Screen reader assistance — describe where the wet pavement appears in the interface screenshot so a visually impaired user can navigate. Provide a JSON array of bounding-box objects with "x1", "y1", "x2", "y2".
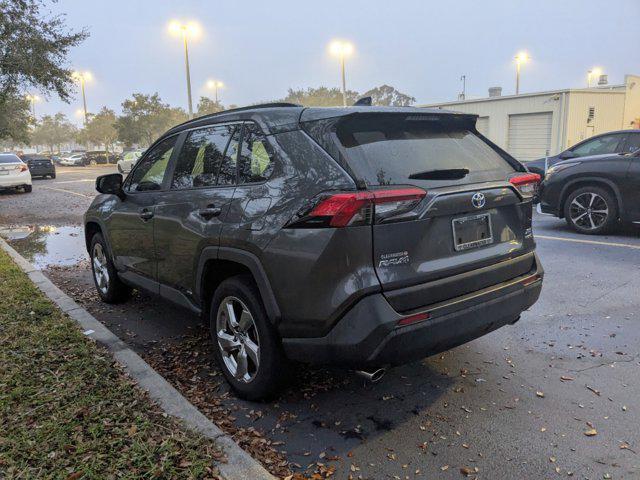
[{"x1": 1, "y1": 166, "x2": 639, "y2": 479}]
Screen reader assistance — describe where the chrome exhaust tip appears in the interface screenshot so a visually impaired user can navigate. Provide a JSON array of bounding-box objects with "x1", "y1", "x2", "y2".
[{"x1": 355, "y1": 368, "x2": 386, "y2": 383}]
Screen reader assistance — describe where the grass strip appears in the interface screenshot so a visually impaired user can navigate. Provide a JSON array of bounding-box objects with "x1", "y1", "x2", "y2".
[{"x1": 0, "y1": 248, "x2": 224, "y2": 479}]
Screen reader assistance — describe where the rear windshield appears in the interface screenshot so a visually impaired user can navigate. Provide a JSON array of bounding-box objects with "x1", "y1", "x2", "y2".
[
  {"x1": 0, "y1": 154, "x2": 22, "y2": 164},
  {"x1": 304, "y1": 114, "x2": 517, "y2": 188}
]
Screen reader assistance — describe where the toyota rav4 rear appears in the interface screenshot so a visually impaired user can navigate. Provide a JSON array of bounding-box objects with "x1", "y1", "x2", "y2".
[
  {"x1": 85, "y1": 104, "x2": 543, "y2": 400},
  {"x1": 277, "y1": 109, "x2": 543, "y2": 370}
]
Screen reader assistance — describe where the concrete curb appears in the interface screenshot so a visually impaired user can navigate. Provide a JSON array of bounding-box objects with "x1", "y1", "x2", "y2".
[{"x1": 0, "y1": 237, "x2": 275, "y2": 480}]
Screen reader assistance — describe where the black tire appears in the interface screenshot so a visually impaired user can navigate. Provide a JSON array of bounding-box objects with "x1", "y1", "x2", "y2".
[
  {"x1": 23, "y1": 185, "x2": 32, "y2": 193},
  {"x1": 89, "y1": 233, "x2": 131, "y2": 303},
  {"x1": 50, "y1": 173, "x2": 56, "y2": 179},
  {"x1": 117, "y1": 165, "x2": 123, "y2": 174},
  {"x1": 209, "y1": 275, "x2": 287, "y2": 401},
  {"x1": 564, "y1": 186, "x2": 618, "y2": 235}
]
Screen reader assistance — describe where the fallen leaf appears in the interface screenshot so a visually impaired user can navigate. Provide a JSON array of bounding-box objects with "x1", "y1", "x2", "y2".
[
  {"x1": 560, "y1": 375, "x2": 574, "y2": 381},
  {"x1": 536, "y1": 391, "x2": 545, "y2": 398},
  {"x1": 460, "y1": 466, "x2": 478, "y2": 476},
  {"x1": 586, "y1": 385, "x2": 601, "y2": 396},
  {"x1": 584, "y1": 428, "x2": 598, "y2": 437}
]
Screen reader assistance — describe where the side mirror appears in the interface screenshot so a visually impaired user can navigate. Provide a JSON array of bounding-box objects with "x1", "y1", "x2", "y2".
[
  {"x1": 96, "y1": 173, "x2": 124, "y2": 199},
  {"x1": 559, "y1": 150, "x2": 577, "y2": 160}
]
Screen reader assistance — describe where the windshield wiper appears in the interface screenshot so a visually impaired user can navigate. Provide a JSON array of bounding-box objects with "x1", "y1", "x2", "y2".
[{"x1": 408, "y1": 168, "x2": 470, "y2": 180}]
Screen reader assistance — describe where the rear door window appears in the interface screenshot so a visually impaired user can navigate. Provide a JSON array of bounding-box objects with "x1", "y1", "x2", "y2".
[
  {"x1": 238, "y1": 123, "x2": 275, "y2": 184},
  {"x1": 320, "y1": 115, "x2": 516, "y2": 187},
  {"x1": 171, "y1": 124, "x2": 237, "y2": 189}
]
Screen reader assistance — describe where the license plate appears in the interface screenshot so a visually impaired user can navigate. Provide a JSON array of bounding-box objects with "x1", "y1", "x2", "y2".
[
  {"x1": 452, "y1": 213, "x2": 493, "y2": 251},
  {"x1": 0, "y1": 170, "x2": 9, "y2": 175}
]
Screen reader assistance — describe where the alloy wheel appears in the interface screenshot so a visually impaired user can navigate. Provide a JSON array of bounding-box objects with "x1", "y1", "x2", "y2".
[
  {"x1": 569, "y1": 192, "x2": 609, "y2": 231},
  {"x1": 92, "y1": 243, "x2": 110, "y2": 294},
  {"x1": 216, "y1": 296, "x2": 260, "y2": 383}
]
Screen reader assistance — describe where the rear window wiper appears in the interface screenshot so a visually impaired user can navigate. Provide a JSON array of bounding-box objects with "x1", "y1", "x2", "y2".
[{"x1": 408, "y1": 168, "x2": 469, "y2": 180}]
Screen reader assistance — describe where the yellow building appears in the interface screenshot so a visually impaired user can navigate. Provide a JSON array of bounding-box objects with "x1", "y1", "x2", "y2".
[{"x1": 422, "y1": 74, "x2": 640, "y2": 162}]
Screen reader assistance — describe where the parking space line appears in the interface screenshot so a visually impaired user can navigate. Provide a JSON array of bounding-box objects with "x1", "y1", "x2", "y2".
[
  {"x1": 54, "y1": 179, "x2": 95, "y2": 184},
  {"x1": 536, "y1": 234, "x2": 640, "y2": 250},
  {"x1": 40, "y1": 186, "x2": 93, "y2": 199}
]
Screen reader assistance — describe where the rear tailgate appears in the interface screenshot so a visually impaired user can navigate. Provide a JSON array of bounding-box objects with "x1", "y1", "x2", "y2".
[
  {"x1": 374, "y1": 184, "x2": 535, "y2": 312},
  {"x1": 302, "y1": 110, "x2": 537, "y2": 313}
]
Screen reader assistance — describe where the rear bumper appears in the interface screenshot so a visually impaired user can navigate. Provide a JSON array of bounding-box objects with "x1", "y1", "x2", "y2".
[
  {"x1": 29, "y1": 166, "x2": 55, "y2": 176},
  {"x1": 0, "y1": 172, "x2": 31, "y2": 187},
  {"x1": 282, "y1": 254, "x2": 543, "y2": 367}
]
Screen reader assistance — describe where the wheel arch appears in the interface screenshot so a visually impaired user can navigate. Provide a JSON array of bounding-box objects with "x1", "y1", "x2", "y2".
[
  {"x1": 196, "y1": 247, "x2": 281, "y2": 324},
  {"x1": 558, "y1": 177, "x2": 623, "y2": 219},
  {"x1": 84, "y1": 220, "x2": 103, "y2": 252},
  {"x1": 84, "y1": 219, "x2": 118, "y2": 259}
]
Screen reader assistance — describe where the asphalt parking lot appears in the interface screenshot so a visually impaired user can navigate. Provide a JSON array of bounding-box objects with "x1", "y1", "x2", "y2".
[{"x1": 1, "y1": 166, "x2": 639, "y2": 479}]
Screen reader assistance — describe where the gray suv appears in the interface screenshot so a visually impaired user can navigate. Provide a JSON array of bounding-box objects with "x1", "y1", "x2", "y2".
[{"x1": 85, "y1": 104, "x2": 543, "y2": 400}]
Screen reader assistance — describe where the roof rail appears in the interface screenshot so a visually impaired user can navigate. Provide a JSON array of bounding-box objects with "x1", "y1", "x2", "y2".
[{"x1": 180, "y1": 102, "x2": 302, "y2": 126}]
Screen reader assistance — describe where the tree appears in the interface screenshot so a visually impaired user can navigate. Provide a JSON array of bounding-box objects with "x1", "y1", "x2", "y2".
[
  {"x1": 114, "y1": 93, "x2": 188, "y2": 147},
  {"x1": 196, "y1": 96, "x2": 224, "y2": 116},
  {"x1": 31, "y1": 113, "x2": 77, "y2": 152},
  {"x1": 0, "y1": 94, "x2": 32, "y2": 144},
  {"x1": 0, "y1": 0, "x2": 88, "y2": 142},
  {"x1": 361, "y1": 85, "x2": 416, "y2": 106},
  {"x1": 282, "y1": 87, "x2": 359, "y2": 107},
  {"x1": 77, "y1": 107, "x2": 118, "y2": 151}
]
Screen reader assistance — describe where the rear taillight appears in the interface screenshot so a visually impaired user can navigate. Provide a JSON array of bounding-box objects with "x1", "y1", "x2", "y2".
[
  {"x1": 19, "y1": 164, "x2": 28, "y2": 172},
  {"x1": 288, "y1": 187, "x2": 426, "y2": 228},
  {"x1": 509, "y1": 173, "x2": 540, "y2": 198}
]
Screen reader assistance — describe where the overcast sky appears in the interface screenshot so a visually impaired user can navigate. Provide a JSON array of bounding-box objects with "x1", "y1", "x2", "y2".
[{"x1": 38, "y1": 0, "x2": 639, "y2": 124}]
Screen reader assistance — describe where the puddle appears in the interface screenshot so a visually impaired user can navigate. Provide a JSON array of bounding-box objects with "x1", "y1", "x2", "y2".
[{"x1": 0, "y1": 225, "x2": 87, "y2": 269}]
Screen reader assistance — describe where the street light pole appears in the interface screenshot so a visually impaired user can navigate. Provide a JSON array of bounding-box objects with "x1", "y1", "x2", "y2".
[
  {"x1": 329, "y1": 40, "x2": 354, "y2": 107},
  {"x1": 72, "y1": 71, "x2": 91, "y2": 125},
  {"x1": 80, "y1": 76, "x2": 88, "y2": 125},
  {"x1": 169, "y1": 21, "x2": 200, "y2": 119},
  {"x1": 514, "y1": 52, "x2": 529, "y2": 95},
  {"x1": 183, "y1": 29, "x2": 193, "y2": 119},
  {"x1": 340, "y1": 53, "x2": 347, "y2": 107},
  {"x1": 206, "y1": 80, "x2": 224, "y2": 105},
  {"x1": 26, "y1": 94, "x2": 39, "y2": 118}
]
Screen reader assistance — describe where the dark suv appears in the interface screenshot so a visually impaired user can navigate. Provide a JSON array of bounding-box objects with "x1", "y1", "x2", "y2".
[
  {"x1": 84, "y1": 104, "x2": 543, "y2": 399},
  {"x1": 525, "y1": 129, "x2": 640, "y2": 177}
]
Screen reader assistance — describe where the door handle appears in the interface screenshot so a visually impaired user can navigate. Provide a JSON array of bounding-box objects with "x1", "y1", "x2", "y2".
[
  {"x1": 198, "y1": 205, "x2": 222, "y2": 220},
  {"x1": 139, "y1": 209, "x2": 154, "y2": 221}
]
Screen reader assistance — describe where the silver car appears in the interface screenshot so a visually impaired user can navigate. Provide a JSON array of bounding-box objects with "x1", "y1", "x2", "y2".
[{"x1": 117, "y1": 150, "x2": 143, "y2": 174}]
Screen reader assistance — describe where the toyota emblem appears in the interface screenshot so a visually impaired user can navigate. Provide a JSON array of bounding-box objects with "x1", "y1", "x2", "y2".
[{"x1": 472, "y1": 192, "x2": 486, "y2": 209}]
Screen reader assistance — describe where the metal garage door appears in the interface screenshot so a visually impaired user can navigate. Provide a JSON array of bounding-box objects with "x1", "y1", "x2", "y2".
[
  {"x1": 476, "y1": 116, "x2": 489, "y2": 138},
  {"x1": 507, "y1": 112, "x2": 553, "y2": 161}
]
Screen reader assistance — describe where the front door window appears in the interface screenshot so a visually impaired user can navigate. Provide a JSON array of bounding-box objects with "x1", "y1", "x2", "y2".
[
  {"x1": 571, "y1": 134, "x2": 625, "y2": 157},
  {"x1": 126, "y1": 136, "x2": 177, "y2": 192}
]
